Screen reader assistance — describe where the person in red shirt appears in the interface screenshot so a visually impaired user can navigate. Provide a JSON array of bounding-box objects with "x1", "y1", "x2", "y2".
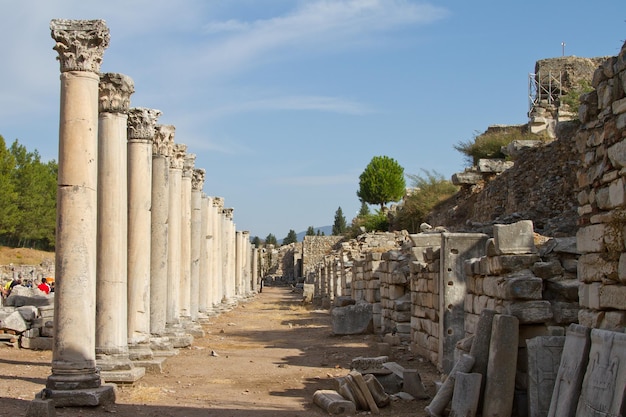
[{"x1": 37, "y1": 278, "x2": 51, "y2": 295}]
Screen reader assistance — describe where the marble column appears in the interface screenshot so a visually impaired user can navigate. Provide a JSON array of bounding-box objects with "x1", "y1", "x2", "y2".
[
  {"x1": 166, "y1": 144, "x2": 193, "y2": 348},
  {"x1": 251, "y1": 247, "x2": 259, "y2": 292},
  {"x1": 235, "y1": 231, "x2": 243, "y2": 297},
  {"x1": 223, "y1": 208, "x2": 236, "y2": 302},
  {"x1": 45, "y1": 18, "x2": 114, "y2": 407},
  {"x1": 179, "y1": 154, "x2": 195, "y2": 321},
  {"x1": 211, "y1": 197, "x2": 224, "y2": 308},
  {"x1": 242, "y1": 231, "x2": 251, "y2": 294},
  {"x1": 150, "y1": 125, "x2": 173, "y2": 336},
  {"x1": 95, "y1": 73, "x2": 144, "y2": 384},
  {"x1": 198, "y1": 195, "x2": 210, "y2": 316},
  {"x1": 190, "y1": 168, "x2": 205, "y2": 322},
  {"x1": 126, "y1": 107, "x2": 160, "y2": 363}
]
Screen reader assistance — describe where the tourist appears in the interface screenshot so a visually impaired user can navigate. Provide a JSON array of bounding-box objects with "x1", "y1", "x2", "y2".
[
  {"x1": 2, "y1": 278, "x2": 22, "y2": 299},
  {"x1": 37, "y1": 277, "x2": 51, "y2": 295}
]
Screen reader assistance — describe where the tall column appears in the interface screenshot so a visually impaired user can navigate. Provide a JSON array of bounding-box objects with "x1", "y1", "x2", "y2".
[
  {"x1": 166, "y1": 144, "x2": 193, "y2": 348},
  {"x1": 95, "y1": 73, "x2": 144, "y2": 384},
  {"x1": 150, "y1": 125, "x2": 173, "y2": 336},
  {"x1": 211, "y1": 197, "x2": 224, "y2": 308},
  {"x1": 179, "y1": 154, "x2": 195, "y2": 321},
  {"x1": 235, "y1": 231, "x2": 243, "y2": 297},
  {"x1": 46, "y1": 19, "x2": 114, "y2": 406},
  {"x1": 251, "y1": 246, "x2": 259, "y2": 292},
  {"x1": 223, "y1": 208, "x2": 235, "y2": 302},
  {"x1": 198, "y1": 195, "x2": 210, "y2": 316},
  {"x1": 167, "y1": 143, "x2": 186, "y2": 326},
  {"x1": 242, "y1": 231, "x2": 251, "y2": 294},
  {"x1": 190, "y1": 169, "x2": 205, "y2": 322},
  {"x1": 127, "y1": 107, "x2": 160, "y2": 361}
]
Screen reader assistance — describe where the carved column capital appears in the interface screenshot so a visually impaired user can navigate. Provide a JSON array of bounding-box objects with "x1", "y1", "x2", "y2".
[
  {"x1": 99, "y1": 73, "x2": 134, "y2": 114},
  {"x1": 192, "y1": 169, "x2": 206, "y2": 191},
  {"x1": 170, "y1": 144, "x2": 187, "y2": 170},
  {"x1": 153, "y1": 125, "x2": 175, "y2": 157},
  {"x1": 127, "y1": 107, "x2": 161, "y2": 142},
  {"x1": 182, "y1": 153, "x2": 196, "y2": 178},
  {"x1": 212, "y1": 197, "x2": 224, "y2": 209},
  {"x1": 223, "y1": 208, "x2": 234, "y2": 220},
  {"x1": 50, "y1": 19, "x2": 110, "y2": 73}
]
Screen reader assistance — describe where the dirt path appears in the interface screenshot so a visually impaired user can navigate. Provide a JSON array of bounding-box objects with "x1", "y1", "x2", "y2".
[{"x1": 1, "y1": 286, "x2": 439, "y2": 416}]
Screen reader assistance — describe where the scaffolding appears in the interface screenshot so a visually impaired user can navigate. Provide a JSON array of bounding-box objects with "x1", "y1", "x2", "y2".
[{"x1": 528, "y1": 71, "x2": 562, "y2": 114}]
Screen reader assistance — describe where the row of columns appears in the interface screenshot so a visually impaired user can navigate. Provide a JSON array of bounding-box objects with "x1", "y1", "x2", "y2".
[{"x1": 43, "y1": 19, "x2": 259, "y2": 407}]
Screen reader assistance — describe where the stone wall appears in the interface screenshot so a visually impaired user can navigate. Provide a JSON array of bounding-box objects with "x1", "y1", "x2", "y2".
[
  {"x1": 302, "y1": 236, "x2": 343, "y2": 277},
  {"x1": 575, "y1": 40, "x2": 626, "y2": 330}
]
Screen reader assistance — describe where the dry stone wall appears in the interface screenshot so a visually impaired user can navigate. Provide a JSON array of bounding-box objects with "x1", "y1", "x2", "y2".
[{"x1": 576, "y1": 40, "x2": 626, "y2": 330}]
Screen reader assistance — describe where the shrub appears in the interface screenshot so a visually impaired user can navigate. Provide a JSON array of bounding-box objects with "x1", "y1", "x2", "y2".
[{"x1": 454, "y1": 128, "x2": 548, "y2": 166}]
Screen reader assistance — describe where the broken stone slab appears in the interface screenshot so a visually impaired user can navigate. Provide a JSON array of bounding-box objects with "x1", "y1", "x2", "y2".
[
  {"x1": 17, "y1": 305, "x2": 39, "y2": 322},
  {"x1": 331, "y1": 302, "x2": 373, "y2": 335},
  {"x1": 403, "y1": 369, "x2": 429, "y2": 400},
  {"x1": 493, "y1": 220, "x2": 536, "y2": 255},
  {"x1": 575, "y1": 328, "x2": 626, "y2": 417},
  {"x1": 302, "y1": 284, "x2": 315, "y2": 303},
  {"x1": 469, "y1": 308, "x2": 495, "y2": 410},
  {"x1": 451, "y1": 170, "x2": 483, "y2": 185},
  {"x1": 5, "y1": 286, "x2": 53, "y2": 307},
  {"x1": 313, "y1": 390, "x2": 356, "y2": 415},
  {"x1": 477, "y1": 158, "x2": 515, "y2": 173},
  {"x1": 25, "y1": 398, "x2": 55, "y2": 417},
  {"x1": 504, "y1": 300, "x2": 553, "y2": 324},
  {"x1": 349, "y1": 371, "x2": 380, "y2": 414},
  {"x1": 363, "y1": 373, "x2": 390, "y2": 407},
  {"x1": 425, "y1": 353, "x2": 475, "y2": 417},
  {"x1": 0, "y1": 310, "x2": 28, "y2": 333},
  {"x1": 351, "y1": 356, "x2": 391, "y2": 375},
  {"x1": 449, "y1": 372, "x2": 482, "y2": 417},
  {"x1": 527, "y1": 336, "x2": 565, "y2": 417},
  {"x1": 483, "y1": 314, "x2": 519, "y2": 417}
]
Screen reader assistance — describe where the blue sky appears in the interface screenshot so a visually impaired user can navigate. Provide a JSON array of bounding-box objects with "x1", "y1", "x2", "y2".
[{"x1": 1, "y1": 1, "x2": 624, "y2": 241}]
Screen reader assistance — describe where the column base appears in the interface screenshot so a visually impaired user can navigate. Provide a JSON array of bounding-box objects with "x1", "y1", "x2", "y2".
[
  {"x1": 128, "y1": 343, "x2": 154, "y2": 361},
  {"x1": 164, "y1": 325, "x2": 194, "y2": 348},
  {"x1": 100, "y1": 367, "x2": 145, "y2": 384},
  {"x1": 150, "y1": 336, "x2": 178, "y2": 357},
  {"x1": 37, "y1": 384, "x2": 116, "y2": 408},
  {"x1": 132, "y1": 356, "x2": 168, "y2": 373}
]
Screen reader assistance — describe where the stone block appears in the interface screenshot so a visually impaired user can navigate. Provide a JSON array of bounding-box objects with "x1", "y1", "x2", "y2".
[
  {"x1": 551, "y1": 302, "x2": 580, "y2": 325},
  {"x1": 403, "y1": 369, "x2": 429, "y2": 399},
  {"x1": 527, "y1": 336, "x2": 565, "y2": 417},
  {"x1": 25, "y1": 398, "x2": 55, "y2": 417},
  {"x1": 576, "y1": 328, "x2": 626, "y2": 416},
  {"x1": 578, "y1": 282, "x2": 601, "y2": 310},
  {"x1": 578, "y1": 253, "x2": 618, "y2": 283},
  {"x1": 544, "y1": 279, "x2": 580, "y2": 301},
  {"x1": 483, "y1": 315, "x2": 519, "y2": 417},
  {"x1": 0, "y1": 310, "x2": 28, "y2": 332},
  {"x1": 20, "y1": 336, "x2": 53, "y2": 350},
  {"x1": 487, "y1": 254, "x2": 541, "y2": 275},
  {"x1": 600, "y1": 310, "x2": 626, "y2": 331},
  {"x1": 576, "y1": 223, "x2": 606, "y2": 253},
  {"x1": 504, "y1": 300, "x2": 553, "y2": 324},
  {"x1": 17, "y1": 305, "x2": 39, "y2": 322},
  {"x1": 493, "y1": 221, "x2": 536, "y2": 255},
  {"x1": 531, "y1": 260, "x2": 564, "y2": 279},
  {"x1": 331, "y1": 302, "x2": 373, "y2": 335},
  {"x1": 450, "y1": 372, "x2": 481, "y2": 417},
  {"x1": 599, "y1": 283, "x2": 626, "y2": 309}
]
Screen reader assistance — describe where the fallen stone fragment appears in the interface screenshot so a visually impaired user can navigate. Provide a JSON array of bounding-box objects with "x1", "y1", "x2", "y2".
[
  {"x1": 364, "y1": 373, "x2": 390, "y2": 407},
  {"x1": 313, "y1": 390, "x2": 356, "y2": 415},
  {"x1": 349, "y1": 370, "x2": 380, "y2": 414},
  {"x1": 425, "y1": 353, "x2": 475, "y2": 417}
]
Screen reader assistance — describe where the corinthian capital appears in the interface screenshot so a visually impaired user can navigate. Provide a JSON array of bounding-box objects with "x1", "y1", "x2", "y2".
[
  {"x1": 213, "y1": 197, "x2": 224, "y2": 209},
  {"x1": 50, "y1": 19, "x2": 110, "y2": 73},
  {"x1": 153, "y1": 125, "x2": 175, "y2": 157},
  {"x1": 223, "y1": 208, "x2": 234, "y2": 220},
  {"x1": 183, "y1": 153, "x2": 196, "y2": 178},
  {"x1": 170, "y1": 144, "x2": 187, "y2": 170},
  {"x1": 127, "y1": 107, "x2": 161, "y2": 141},
  {"x1": 99, "y1": 73, "x2": 134, "y2": 113},
  {"x1": 192, "y1": 168, "x2": 206, "y2": 191}
]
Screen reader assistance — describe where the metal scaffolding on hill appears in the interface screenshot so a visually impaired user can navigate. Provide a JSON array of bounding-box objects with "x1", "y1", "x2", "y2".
[{"x1": 528, "y1": 71, "x2": 562, "y2": 115}]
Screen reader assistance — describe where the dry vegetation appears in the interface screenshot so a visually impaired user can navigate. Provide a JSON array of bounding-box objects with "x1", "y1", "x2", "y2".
[{"x1": 0, "y1": 246, "x2": 54, "y2": 265}]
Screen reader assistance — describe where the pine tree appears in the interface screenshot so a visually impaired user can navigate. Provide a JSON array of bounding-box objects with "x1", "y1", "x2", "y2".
[
  {"x1": 357, "y1": 155, "x2": 406, "y2": 210},
  {"x1": 282, "y1": 229, "x2": 298, "y2": 245},
  {"x1": 306, "y1": 226, "x2": 315, "y2": 236},
  {"x1": 332, "y1": 206, "x2": 347, "y2": 235}
]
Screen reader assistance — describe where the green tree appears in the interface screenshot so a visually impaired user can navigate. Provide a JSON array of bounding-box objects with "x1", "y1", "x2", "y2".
[
  {"x1": 306, "y1": 226, "x2": 315, "y2": 236},
  {"x1": 357, "y1": 156, "x2": 406, "y2": 210},
  {"x1": 265, "y1": 233, "x2": 278, "y2": 246},
  {"x1": 332, "y1": 206, "x2": 347, "y2": 235},
  {"x1": 358, "y1": 201, "x2": 370, "y2": 217},
  {"x1": 9, "y1": 140, "x2": 57, "y2": 249},
  {"x1": 316, "y1": 229, "x2": 321, "y2": 236},
  {"x1": 251, "y1": 236, "x2": 261, "y2": 248},
  {"x1": 0, "y1": 136, "x2": 20, "y2": 241},
  {"x1": 282, "y1": 229, "x2": 298, "y2": 245},
  {"x1": 393, "y1": 170, "x2": 458, "y2": 233}
]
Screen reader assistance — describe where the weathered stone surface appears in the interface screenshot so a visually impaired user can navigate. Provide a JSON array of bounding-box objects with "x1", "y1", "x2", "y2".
[
  {"x1": 493, "y1": 221, "x2": 536, "y2": 255},
  {"x1": 0, "y1": 310, "x2": 28, "y2": 332},
  {"x1": 425, "y1": 354, "x2": 475, "y2": 417},
  {"x1": 331, "y1": 302, "x2": 373, "y2": 335},
  {"x1": 576, "y1": 328, "x2": 626, "y2": 417},
  {"x1": 482, "y1": 270, "x2": 543, "y2": 300},
  {"x1": 25, "y1": 398, "x2": 55, "y2": 417},
  {"x1": 449, "y1": 372, "x2": 482, "y2": 417},
  {"x1": 483, "y1": 315, "x2": 519, "y2": 417},
  {"x1": 547, "y1": 324, "x2": 591, "y2": 417},
  {"x1": 313, "y1": 390, "x2": 356, "y2": 415},
  {"x1": 527, "y1": 336, "x2": 565, "y2": 417},
  {"x1": 402, "y1": 369, "x2": 429, "y2": 400},
  {"x1": 477, "y1": 158, "x2": 514, "y2": 173},
  {"x1": 505, "y1": 300, "x2": 553, "y2": 323}
]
